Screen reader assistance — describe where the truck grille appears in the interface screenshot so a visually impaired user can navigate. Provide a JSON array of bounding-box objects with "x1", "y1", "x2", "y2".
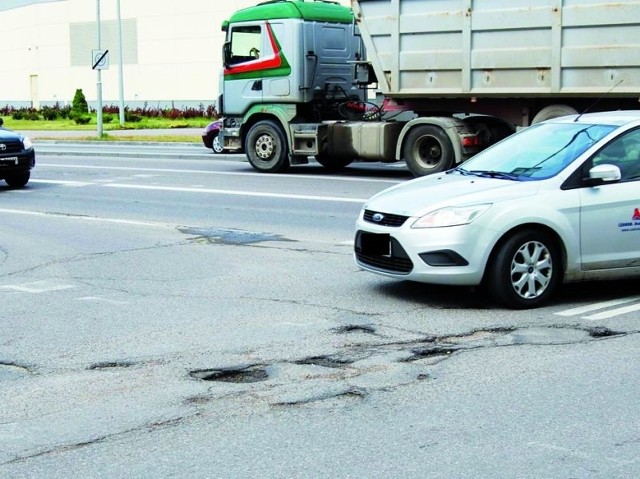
[{"x1": 363, "y1": 209, "x2": 409, "y2": 227}]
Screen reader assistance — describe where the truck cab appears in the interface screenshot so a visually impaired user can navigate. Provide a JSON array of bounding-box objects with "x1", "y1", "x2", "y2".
[{"x1": 219, "y1": 0, "x2": 366, "y2": 172}]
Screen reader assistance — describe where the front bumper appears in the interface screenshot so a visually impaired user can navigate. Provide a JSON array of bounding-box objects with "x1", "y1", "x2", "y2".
[
  {"x1": 354, "y1": 212, "x2": 494, "y2": 286},
  {"x1": 0, "y1": 148, "x2": 35, "y2": 179}
]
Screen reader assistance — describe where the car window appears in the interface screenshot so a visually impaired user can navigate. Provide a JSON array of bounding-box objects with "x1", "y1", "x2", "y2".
[
  {"x1": 460, "y1": 122, "x2": 616, "y2": 180},
  {"x1": 591, "y1": 127, "x2": 640, "y2": 182}
]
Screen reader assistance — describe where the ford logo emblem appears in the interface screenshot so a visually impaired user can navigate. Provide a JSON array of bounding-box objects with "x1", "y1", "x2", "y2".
[{"x1": 372, "y1": 213, "x2": 384, "y2": 222}]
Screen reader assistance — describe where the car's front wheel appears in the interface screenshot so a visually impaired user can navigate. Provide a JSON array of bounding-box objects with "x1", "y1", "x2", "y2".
[
  {"x1": 484, "y1": 229, "x2": 561, "y2": 309},
  {"x1": 212, "y1": 134, "x2": 225, "y2": 154},
  {"x1": 4, "y1": 171, "x2": 30, "y2": 188}
]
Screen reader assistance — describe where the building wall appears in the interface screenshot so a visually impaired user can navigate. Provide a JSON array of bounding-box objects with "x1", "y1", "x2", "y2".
[{"x1": 0, "y1": 0, "x2": 350, "y2": 109}]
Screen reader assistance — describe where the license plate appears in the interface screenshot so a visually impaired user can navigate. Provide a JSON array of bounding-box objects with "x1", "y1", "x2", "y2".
[
  {"x1": 0, "y1": 157, "x2": 18, "y2": 165},
  {"x1": 360, "y1": 232, "x2": 391, "y2": 256}
]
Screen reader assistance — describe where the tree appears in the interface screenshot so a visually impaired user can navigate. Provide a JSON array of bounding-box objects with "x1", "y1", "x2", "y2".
[{"x1": 72, "y1": 89, "x2": 88, "y2": 115}]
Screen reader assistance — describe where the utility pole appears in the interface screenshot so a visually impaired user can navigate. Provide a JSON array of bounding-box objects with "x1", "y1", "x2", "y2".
[
  {"x1": 117, "y1": 0, "x2": 125, "y2": 126},
  {"x1": 96, "y1": 0, "x2": 103, "y2": 138}
]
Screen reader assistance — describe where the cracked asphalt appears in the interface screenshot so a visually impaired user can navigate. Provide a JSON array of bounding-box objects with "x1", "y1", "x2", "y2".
[{"x1": 1, "y1": 150, "x2": 639, "y2": 478}]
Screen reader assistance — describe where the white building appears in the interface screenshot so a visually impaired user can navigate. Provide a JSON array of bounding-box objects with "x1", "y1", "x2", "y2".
[{"x1": 0, "y1": 0, "x2": 349, "y2": 110}]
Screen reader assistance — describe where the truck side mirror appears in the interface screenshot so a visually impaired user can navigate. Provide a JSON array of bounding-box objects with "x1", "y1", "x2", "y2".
[{"x1": 0, "y1": 117, "x2": 3, "y2": 127}]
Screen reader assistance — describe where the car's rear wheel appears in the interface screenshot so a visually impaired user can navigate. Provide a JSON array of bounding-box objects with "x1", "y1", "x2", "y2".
[
  {"x1": 484, "y1": 229, "x2": 561, "y2": 309},
  {"x1": 246, "y1": 120, "x2": 289, "y2": 173},
  {"x1": 5, "y1": 171, "x2": 30, "y2": 188},
  {"x1": 403, "y1": 125, "x2": 454, "y2": 177}
]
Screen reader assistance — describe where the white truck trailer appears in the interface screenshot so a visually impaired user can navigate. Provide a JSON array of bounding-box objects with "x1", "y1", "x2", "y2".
[{"x1": 218, "y1": 0, "x2": 640, "y2": 176}]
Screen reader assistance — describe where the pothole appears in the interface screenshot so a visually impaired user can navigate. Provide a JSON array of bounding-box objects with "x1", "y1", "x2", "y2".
[
  {"x1": 334, "y1": 324, "x2": 377, "y2": 335},
  {"x1": 0, "y1": 362, "x2": 32, "y2": 381},
  {"x1": 276, "y1": 386, "x2": 368, "y2": 407},
  {"x1": 294, "y1": 355, "x2": 356, "y2": 369},
  {"x1": 587, "y1": 326, "x2": 625, "y2": 338},
  {"x1": 404, "y1": 347, "x2": 460, "y2": 362},
  {"x1": 178, "y1": 226, "x2": 291, "y2": 245},
  {"x1": 87, "y1": 361, "x2": 136, "y2": 370},
  {"x1": 190, "y1": 365, "x2": 269, "y2": 383}
]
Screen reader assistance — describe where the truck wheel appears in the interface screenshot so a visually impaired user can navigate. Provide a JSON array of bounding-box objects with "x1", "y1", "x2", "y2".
[
  {"x1": 531, "y1": 105, "x2": 578, "y2": 124},
  {"x1": 246, "y1": 120, "x2": 289, "y2": 173},
  {"x1": 5, "y1": 171, "x2": 30, "y2": 188},
  {"x1": 403, "y1": 125, "x2": 454, "y2": 177},
  {"x1": 483, "y1": 229, "x2": 561, "y2": 309},
  {"x1": 315, "y1": 154, "x2": 353, "y2": 171}
]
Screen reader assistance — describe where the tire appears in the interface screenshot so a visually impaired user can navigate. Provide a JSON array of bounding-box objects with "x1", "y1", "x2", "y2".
[
  {"x1": 531, "y1": 104, "x2": 578, "y2": 124},
  {"x1": 484, "y1": 229, "x2": 561, "y2": 309},
  {"x1": 402, "y1": 125, "x2": 454, "y2": 177},
  {"x1": 315, "y1": 154, "x2": 353, "y2": 171},
  {"x1": 212, "y1": 134, "x2": 225, "y2": 154},
  {"x1": 5, "y1": 171, "x2": 30, "y2": 188},
  {"x1": 461, "y1": 116, "x2": 515, "y2": 146},
  {"x1": 245, "y1": 120, "x2": 289, "y2": 173}
]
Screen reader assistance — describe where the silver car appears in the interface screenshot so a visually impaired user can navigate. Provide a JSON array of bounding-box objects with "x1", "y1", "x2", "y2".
[{"x1": 355, "y1": 110, "x2": 640, "y2": 309}]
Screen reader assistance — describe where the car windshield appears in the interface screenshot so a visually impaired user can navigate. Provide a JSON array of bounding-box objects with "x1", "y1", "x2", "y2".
[{"x1": 455, "y1": 122, "x2": 617, "y2": 180}]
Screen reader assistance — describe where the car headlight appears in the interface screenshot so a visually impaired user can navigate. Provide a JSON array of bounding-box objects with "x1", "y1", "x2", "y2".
[
  {"x1": 21, "y1": 136, "x2": 33, "y2": 150},
  {"x1": 412, "y1": 204, "x2": 491, "y2": 228}
]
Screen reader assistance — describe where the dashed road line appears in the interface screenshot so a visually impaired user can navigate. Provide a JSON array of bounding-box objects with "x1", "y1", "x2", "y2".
[
  {"x1": 0, "y1": 280, "x2": 76, "y2": 293},
  {"x1": 30, "y1": 179, "x2": 93, "y2": 187},
  {"x1": 103, "y1": 183, "x2": 368, "y2": 203}
]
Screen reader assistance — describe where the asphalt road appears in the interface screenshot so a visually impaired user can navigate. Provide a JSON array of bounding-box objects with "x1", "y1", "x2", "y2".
[{"x1": 1, "y1": 145, "x2": 639, "y2": 478}]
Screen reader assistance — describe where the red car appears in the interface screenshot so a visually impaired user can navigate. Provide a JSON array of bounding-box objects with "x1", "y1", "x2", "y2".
[{"x1": 201, "y1": 120, "x2": 226, "y2": 154}]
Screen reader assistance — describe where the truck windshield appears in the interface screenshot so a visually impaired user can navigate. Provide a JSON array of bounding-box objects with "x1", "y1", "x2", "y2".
[{"x1": 457, "y1": 122, "x2": 617, "y2": 180}]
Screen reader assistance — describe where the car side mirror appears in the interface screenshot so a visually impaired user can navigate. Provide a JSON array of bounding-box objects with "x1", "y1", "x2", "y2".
[
  {"x1": 0, "y1": 117, "x2": 3, "y2": 127},
  {"x1": 587, "y1": 163, "x2": 621, "y2": 184}
]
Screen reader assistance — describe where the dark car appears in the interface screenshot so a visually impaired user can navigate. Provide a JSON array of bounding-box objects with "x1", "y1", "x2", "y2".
[
  {"x1": 201, "y1": 119, "x2": 225, "y2": 154},
  {"x1": 0, "y1": 118, "x2": 35, "y2": 188}
]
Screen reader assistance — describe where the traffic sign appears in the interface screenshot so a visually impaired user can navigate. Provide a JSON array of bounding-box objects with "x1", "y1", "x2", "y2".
[{"x1": 92, "y1": 49, "x2": 109, "y2": 70}]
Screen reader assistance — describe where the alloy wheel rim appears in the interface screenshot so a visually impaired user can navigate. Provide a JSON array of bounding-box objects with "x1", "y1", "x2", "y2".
[{"x1": 510, "y1": 240, "x2": 553, "y2": 299}]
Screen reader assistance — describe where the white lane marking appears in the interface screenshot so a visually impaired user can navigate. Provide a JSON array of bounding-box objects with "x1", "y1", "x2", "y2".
[
  {"x1": 584, "y1": 302, "x2": 640, "y2": 321},
  {"x1": 30, "y1": 179, "x2": 92, "y2": 186},
  {"x1": 0, "y1": 280, "x2": 76, "y2": 293},
  {"x1": 555, "y1": 295, "x2": 640, "y2": 320},
  {"x1": 38, "y1": 163, "x2": 402, "y2": 184},
  {"x1": 103, "y1": 183, "x2": 368, "y2": 203},
  {"x1": 0, "y1": 207, "x2": 175, "y2": 229}
]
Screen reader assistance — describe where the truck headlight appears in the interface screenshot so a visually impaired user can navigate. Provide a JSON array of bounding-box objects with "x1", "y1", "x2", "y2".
[
  {"x1": 412, "y1": 204, "x2": 491, "y2": 228},
  {"x1": 21, "y1": 136, "x2": 33, "y2": 150}
]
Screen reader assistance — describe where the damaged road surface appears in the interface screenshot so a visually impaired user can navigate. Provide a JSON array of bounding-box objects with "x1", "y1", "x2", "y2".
[{"x1": 1, "y1": 152, "x2": 640, "y2": 478}]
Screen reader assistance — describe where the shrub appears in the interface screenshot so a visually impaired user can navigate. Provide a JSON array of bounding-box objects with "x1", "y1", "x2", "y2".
[
  {"x1": 41, "y1": 107, "x2": 59, "y2": 121},
  {"x1": 71, "y1": 113, "x2": 91, "y2": 125},
  {"x1": 124, "y1": 111, "x2": 142, "y2": 123},
  {"x1": 72, "y1": 89, "x2": 88, "y2": 115},
  {"x1": 11, "y1": 108, "x2": 39, "y2": 121}
]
